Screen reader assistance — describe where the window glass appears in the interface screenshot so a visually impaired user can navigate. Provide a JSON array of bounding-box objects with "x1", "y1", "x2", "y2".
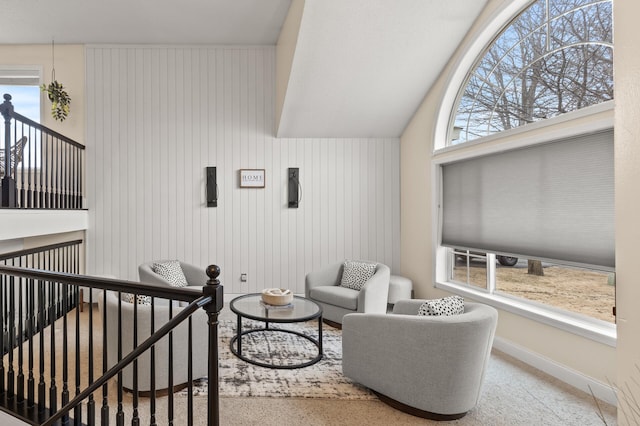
[
  {"x1": 451, "y1": 0, "x2": 613, "y2": 144},
  {"x1": 450, "y1": 249, "x2": 488, "y2": 290},
  {"x1": 494, "y1": 258, "x2": 614, "y2": 323},
  {"x1": 0, "y1": 84, "x2": 41, "y2": 169},
  {"x1": 0, "y1": 85, "x2": 40, "y2": 122},
  {"x1": 449, "y1": 249, "x2": 615, "y2": 324}
]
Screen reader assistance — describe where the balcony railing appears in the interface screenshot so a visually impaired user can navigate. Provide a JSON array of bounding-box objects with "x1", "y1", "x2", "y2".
[{"x1": 0, "y1": 94, "x2": 85, "y2": 209}]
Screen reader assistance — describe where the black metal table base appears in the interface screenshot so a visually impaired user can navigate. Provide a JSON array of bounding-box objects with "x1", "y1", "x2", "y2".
[{"x1": 230, "y1": 318, "x2": 323, "y2": 369}]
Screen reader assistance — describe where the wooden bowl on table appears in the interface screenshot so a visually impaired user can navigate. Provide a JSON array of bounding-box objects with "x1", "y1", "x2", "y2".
[{"x1": 261, "y1": 288, "x2": 293, "y2": 306}]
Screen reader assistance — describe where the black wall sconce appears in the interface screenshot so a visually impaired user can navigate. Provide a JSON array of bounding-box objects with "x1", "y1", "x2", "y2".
[
  {"x1": 206, "y1": 166, "x2": 218, "y2": 207},
  {"x1": 288, "y1": 167, "x2": 301, "y2": 208}
]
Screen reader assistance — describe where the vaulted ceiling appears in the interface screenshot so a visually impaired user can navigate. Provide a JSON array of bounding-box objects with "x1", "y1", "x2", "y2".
[{"x1": 2, "y1": 0, "x2": 488, "y2": 138}]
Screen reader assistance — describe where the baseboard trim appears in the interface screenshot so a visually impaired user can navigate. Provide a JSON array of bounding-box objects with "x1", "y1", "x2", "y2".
[{"x1": 493, "y1": 336, "x2": 617, "y2": 406}]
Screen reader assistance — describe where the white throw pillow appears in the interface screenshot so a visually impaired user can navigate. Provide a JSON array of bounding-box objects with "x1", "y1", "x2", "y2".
[
  {"x1": 418, "y1": 296, "x2": 464, "y2": 316},
  {"x1": 339, "y1": 260, "x2": 377, "y2": 291},
  {"x1": 152, "y1": 260, "x2": 188, "y2": 287}
]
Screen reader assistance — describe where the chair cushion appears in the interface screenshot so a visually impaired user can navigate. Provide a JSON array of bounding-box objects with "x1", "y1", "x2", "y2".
[
  {"x1": 152, "y1": 260, "x2": 188, "y2": 287},
  {"x1": 309, "y1": 286, "x2": 359, "y2": 311},
  {"x1": 339, "y1": 260, "x2": 377, "y2": 290},
  {"x1": 418, "y1": 296, "x2": 464, "y2": 316}
]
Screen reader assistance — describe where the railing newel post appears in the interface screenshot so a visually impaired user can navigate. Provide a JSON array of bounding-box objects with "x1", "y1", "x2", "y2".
[
  {"x1": 202, "y1": 265, "x2": 223, "y2": 426},
  {"x1": 1, "y1": 93, "x2": 16, "y2": 208}
]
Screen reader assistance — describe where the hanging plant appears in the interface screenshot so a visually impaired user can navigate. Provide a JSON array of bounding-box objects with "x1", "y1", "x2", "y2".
[
  {"x1": 41, "y1": 40, "x2": 71, "y2": 122},
  {"x1": 41, "y1": 80, "x2": 70, "y2": 122}
]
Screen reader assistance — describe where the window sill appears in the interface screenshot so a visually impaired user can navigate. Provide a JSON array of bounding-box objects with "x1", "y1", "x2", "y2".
[{"x1": 435, "y1": 280, "x2": 617, "y2": 347}]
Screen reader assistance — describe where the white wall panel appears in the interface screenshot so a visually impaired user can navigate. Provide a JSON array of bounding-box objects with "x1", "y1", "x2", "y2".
[{"x1": 86, "y1": 46, "x2": 401, "y2": 294}]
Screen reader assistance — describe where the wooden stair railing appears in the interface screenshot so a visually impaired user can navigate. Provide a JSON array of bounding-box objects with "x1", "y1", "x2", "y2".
[{"x1": 0, "y1": 264, "x2": 223, "y2": 426}]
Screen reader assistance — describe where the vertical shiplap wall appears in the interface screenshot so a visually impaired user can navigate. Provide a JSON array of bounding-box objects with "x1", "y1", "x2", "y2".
[{"x1": 86, "y1": 46, "x2": 400, "y2": 294}]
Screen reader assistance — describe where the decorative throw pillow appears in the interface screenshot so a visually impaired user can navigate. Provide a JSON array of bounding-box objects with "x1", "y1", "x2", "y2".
[
  {"x1": 121, "y1": 293, "x2": 152, "y2": 305},
  {"x1": 152, "y1": 260, "x2": 188, "y2": 287},
  {"x1": 418, "y1": 296, "x2": 464, "y2": 316},
  {"x1": 339, "y1": 260, "x2": 377, "y2": 291}
]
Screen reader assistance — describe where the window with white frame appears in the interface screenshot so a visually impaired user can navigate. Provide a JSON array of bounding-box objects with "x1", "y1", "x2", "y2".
[{"x1": 437, "y1": 0, "x2": 615, "y2": 335}]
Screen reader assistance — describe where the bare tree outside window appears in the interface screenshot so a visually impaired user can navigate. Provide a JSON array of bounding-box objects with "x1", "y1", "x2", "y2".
[{"x1": 451, "y1": 0, "x2": 613, "y2": 144}]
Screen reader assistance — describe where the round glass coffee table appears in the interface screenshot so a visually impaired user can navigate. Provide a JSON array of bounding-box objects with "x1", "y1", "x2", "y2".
[{"x1": 229, "y1": 293, "x2": 323, "y2": 369}]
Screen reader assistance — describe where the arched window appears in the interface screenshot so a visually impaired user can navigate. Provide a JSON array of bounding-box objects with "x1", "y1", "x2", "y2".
[
  {"x1": 435, "y1": 0, "x2": 616, "y2": 334},
  {"x1": 450, "y1": 0, "x2": 612, "y2": 144}
]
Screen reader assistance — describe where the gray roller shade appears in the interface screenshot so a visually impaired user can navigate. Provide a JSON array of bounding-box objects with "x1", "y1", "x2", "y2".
[
  {"x1": 441, "y1": 129, "x2": 614, "y2": 270},
  {"x1": 0, "y1": 69, "x2": 40, "y2": 85}
]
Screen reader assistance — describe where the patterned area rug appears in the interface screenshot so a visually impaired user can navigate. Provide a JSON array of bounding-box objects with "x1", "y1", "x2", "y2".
[{"x1": 181, "y1": 319, "x2": 375, "y2": 400}]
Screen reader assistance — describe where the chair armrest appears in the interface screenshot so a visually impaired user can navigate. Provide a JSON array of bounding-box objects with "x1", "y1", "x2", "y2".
[
  {"x1": 305, "y1": 262, "x2": 343, "y2": 297},
  {"x1": 139, "y1": 263, "x2": 169, "y2": 286},
  {"x1": 392, "y1": 299, "x2": 427, "y2": 315},
  {"x1": 180, "y1": 262, "x2": 208, "y2": 287},
  {"x1": 357, "y1": 263, "x2": 390, "y2": 313}
]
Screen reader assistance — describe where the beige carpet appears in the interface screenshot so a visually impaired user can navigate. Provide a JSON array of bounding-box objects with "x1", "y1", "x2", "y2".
[{"x1": 3, "y1": 304, "x2": 617, "y2": 425}]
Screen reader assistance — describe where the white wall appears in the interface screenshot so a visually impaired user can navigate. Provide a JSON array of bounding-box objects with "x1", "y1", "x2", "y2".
[
  {"x1": 400, "y1": 0, "x2": 617, "y2": 399},
  {"x1": 85, "y1": 46, "x2": 400, "y2": 294},
  {"x1": 614, "y1": 0, "x2": 640, "y2": 423}
]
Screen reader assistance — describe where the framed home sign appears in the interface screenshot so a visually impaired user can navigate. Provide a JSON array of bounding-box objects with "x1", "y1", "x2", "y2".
[{"x1": 239, "y1": 169, "x2": 265, "y2": 188}]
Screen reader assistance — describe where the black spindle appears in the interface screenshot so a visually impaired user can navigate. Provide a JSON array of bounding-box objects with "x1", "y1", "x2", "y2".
[
  {"x1": 27, "y1": 278, "x2": 35, "y2": 407},
  {"x1": 150, "y1": 298, "x2": 156, "y2": 426},
  {"x1": 116, "y1": 292, "x2": 124, "y2": 426},
  {"x1": 101, "y1": 290, "x2": 109, "y2": 426}
]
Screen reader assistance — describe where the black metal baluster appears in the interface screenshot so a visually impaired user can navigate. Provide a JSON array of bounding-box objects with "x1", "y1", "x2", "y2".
[
  {"x1": 48, "y1": 134, "x2": 53, "y2": 209},
  {"x1": 64, "y1": 141, "x2": 69, "y2": 209},
  {"x1": 27, "y1": 277, "x2": 35, "y2": 408},
  {"x1": 26, "y1": 126, "x2": 33, "y2": 208},
  {"x1": 43, "y1": 133, "x2": 49, "y2": 208},
  {"x1": 8, "y1": 275, "x2": 15, "y2": 399},
  {"x1": 116, "y1": 292, "x2": 124, "y2": 426},
  {"x1": 49, "y1": 281, "x2": 57, "y2": 415},
  {"x1": 101, "y1": 289, "x2": 109, "y2": 426},
  {"x1": 150, "y1": 298, "x2": 156, "y2": 426},
  {"x1": 131, "y1": 296, "x2": 140, "y2": 426},
  {"x1": 18, "y1": 121, "x2": 25, "y2": 207},
  {"x1": 78, "y1": 146, "x2": 83, "y2": 208},
  {"x1": 58, "y1": 138, "x2": 63, "y2": 209},
  {"x1": 38, "y1": 279, "x2": 46, "y2": 415},
  {"x1": 187, "y1": 316, "x2": 193, "y2": 426},
  {"x1": 168, "y1": 302, "x2": 174, "y2": 426},
  {"x1": 52, "y1": 138, "x2": 60, "y2": 209},
  {"x1": 87, "y1": 287, "x2": 95, "y2": 426},
  {"x1": 17, "y1": 274, "x2": 24, "y2": 404},
  {"x1": 61, "y1": 281, "x2": 69, "y2": 425},
  {"x1": 74, "y1": 147, "x2": 79, "y2": 209},
  {"x1": 0, "y1": 274, "x2": 5, "y2": 395},
  {"x1": 74, "y1": 284, "x2": 81, "y2": 424},
  {"x1": 70, "y1": 147, "x2": 75, "y2": 209},
  {"x1": 39, "y1": 132, "x2": 45, "y2": 208}
]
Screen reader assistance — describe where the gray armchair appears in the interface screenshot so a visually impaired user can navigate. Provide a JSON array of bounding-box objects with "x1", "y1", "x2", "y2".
[
  {"x1": 139, "y1": 260, "x2": 207, "y2": 291},
  {"x1": 342, "y1": 300, "x2": 498, "y2": 420},
  {"x1": 305, "y1": 261, "x2": 390, "y2": 326},
  {"x1": 99, "y1": 290, "x2": 209, "y2": 392}
]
